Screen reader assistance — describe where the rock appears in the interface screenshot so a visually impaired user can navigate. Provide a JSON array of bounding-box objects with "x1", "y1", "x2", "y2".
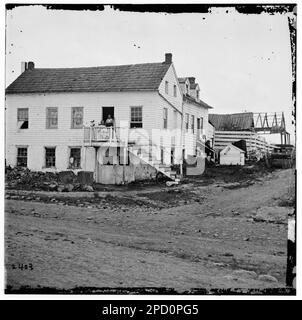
[
  {"x1": 244, "y1": 237, "x2": 250, "y2": 241},
  {"x1": 57, "y1": 185, "x2": 65, "y2": 192},
  {"x1": 258, "y1": 274, "x2": 278, "y2": 282},
  {"x1": 223, "y1": 252, "x2": 234, "y2": 257},
  {"x1": 65, "y1": 184, "x2": 74, "y2": 192},
  {"x1": 83, "y1": 184, "x2": 94, "y2": 192},
  {"x1": 58, "y1": 171, "x2": 77, "y2": 184},
  {"x1": 49, "y1": 183, "x2": 58, "y2": 191},
  {"x1": 213, "y1": 262, "x2": 227, "y2": 267},
  {"x1": 223, "y1": 275, "x2": 238, "y2": 281},
  {"x1": 253, "y1": 206, "x2": 292, "y2": 224},
  {"x1": 233, "y1": 270, "x2": 257, "y2": 279}
]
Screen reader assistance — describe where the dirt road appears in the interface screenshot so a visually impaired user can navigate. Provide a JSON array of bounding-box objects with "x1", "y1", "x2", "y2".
[{"x1": 5, "y1": 168, "x2": 295, "y2": 292}]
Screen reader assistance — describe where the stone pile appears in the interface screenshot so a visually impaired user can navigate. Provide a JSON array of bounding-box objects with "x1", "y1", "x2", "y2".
[{"x1": 5, "y1": 166, "x2": 94, "y2": 192}]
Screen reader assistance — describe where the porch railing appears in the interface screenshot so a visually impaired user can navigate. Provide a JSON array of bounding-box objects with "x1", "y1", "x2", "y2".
[{"x1": 83, "y1": 126, "x2": 120, "y2": 144}]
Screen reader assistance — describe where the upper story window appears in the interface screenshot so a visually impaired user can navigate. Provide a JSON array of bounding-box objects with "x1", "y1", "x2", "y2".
[
  {"x1": 163, "y1": 108, "x2": 168, "y2": 129},
  {"x1": 200, "y1": 117, "x2": 204, "y2": 130},
  {"x1": 130, "y1": 106, "x2": 143, "y2": 128},
  {"x1": 196, "y1": 90, "x2": 200, "y2": 100},
  {"x1": 17, "y1": 108, "x2": 28, "y2": 129},
  {"x1": 17, "y1": 147, "x2": 28, "y2": 167},
  {"x1": 71, "y1": 107, "x2": 83, "y2": 129},
  {"x1": 186, "y1": 84, "x2": 189, "y2": 94},
  {"x1": 197, "y1": 118, "x2": 201, "y2": 130},
  {"x1": 191, "y1": 115, "x2": 195, "y2": 133},
  {"x1": 185, "y1": 113, "x2": 189, "y2": 132},
  {"x1": 46, "y1": 107, "x2": 58, "y2": 129},
  {"x1": 45, "y1": 147, "x2": 56, "y2": 168},
  {"x1": 173, "y1": 85, "x2": 177, "y2": 97},
  {"x1": 165, "y1": 81, "x2": 169, "y2": 94}
]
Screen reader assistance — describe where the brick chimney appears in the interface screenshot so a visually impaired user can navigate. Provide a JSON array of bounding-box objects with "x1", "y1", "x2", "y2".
[
  {"x1": 27, "y1": 61, "x2": 35, "y2": 70},
  {"x1": 188, "y1": 77, "x2": 195, "y2": 84},
  {"x1": 165, "y1": 53, "x2": 172, "y2": 64}
]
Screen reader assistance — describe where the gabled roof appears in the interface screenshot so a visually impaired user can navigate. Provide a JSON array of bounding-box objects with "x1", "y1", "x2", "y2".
[
  {"x1": 183, "y1": 94, "x2": 212, "y2": 109},
  {"x1": 221, "y1": 143, "x2": 245, "y2": 154},
  {"x1": 209, "y1": 112, "x2": 254, "y2": 131},
  {"x1": 6, "y1": 62, "x2": 171, "y2": 94}
]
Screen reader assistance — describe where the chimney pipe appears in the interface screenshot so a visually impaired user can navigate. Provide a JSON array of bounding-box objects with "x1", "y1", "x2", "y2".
[
  {"x1": 21, "y1": 61, "x2": 28, "y2": 73},
  {"x1": 27, "y1": 61, "x2": 35, "y2": 70},
  {"x1": 165, "y1": 53, "x2": 172, "y2": 64}
]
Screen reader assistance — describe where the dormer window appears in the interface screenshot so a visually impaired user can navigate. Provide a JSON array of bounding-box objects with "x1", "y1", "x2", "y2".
[
  {"x1": 196, "y1": 89, "x2": 199, "y2": 100},
  {"x1": 186, "y1": 84, "x2": 189, "y2": 94}
]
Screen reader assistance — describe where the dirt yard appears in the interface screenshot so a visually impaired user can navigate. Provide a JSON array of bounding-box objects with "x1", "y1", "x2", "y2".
[{"x1": 5, "y1": 166, "x2": 295, "y2": 293}]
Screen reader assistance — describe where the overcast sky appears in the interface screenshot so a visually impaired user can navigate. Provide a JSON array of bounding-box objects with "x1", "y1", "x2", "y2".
[{"x1": 5, "y1": 5, "x2": 295, "y2": 143}]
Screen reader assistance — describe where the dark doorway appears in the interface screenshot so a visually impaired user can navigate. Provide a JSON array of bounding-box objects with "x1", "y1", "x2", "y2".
[{"x1": 102, "y1": 107, "x2": 114, "y2": 123}]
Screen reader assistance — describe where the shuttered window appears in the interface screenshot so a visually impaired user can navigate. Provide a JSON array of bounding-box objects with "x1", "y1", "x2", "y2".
[
  {"x1": 191, "y1": 115, "x2": 195, "y2": 133},
  {"x1": 185, "y1": 113, "x2": 189, "y2": 132},
  {"x1": 163, "y1": 108, "x2": 168, "y2": 129}
]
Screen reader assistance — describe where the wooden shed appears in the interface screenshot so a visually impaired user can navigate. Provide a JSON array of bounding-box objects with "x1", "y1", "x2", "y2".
[{"x1": 219, "y1": 144, "x2": 245, "y2": 166}]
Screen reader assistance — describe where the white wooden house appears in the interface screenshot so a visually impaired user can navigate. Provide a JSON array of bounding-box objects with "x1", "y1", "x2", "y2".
[
  {"x1": 5, "y1": 54, "x2": 213, "y2": 184},
  {"x1": 219, "y1": 144, "x2": 245, "y2": 166},
  {"x1": 178, "y1": 77, "x2": 212, "y2": 154}
]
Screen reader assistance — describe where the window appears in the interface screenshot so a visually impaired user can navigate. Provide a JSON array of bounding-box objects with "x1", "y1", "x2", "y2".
[
  {"x1": 17, "y1": 147, "x2": 27, "y2": 167},
  {"x1": 130, "y1": 106, "x2": 143, "y2": 128},
  {"x1": 69, "y1": 148, "x2": 81, "y2": 169},
  {"x1": 45, "y1": 147, "x2": 56, "y2": 168},
  {"x1": 163, "y1": 108, "x2": 168, "y2": 129},
  {"x1": 191, "y1": 115, "x2": 195, "y2": 133},
  {"x1": 196, "y1": 90, "x2": 200, "y2": 100},
  {"x1": 46, "y1": 107, "x2": 58, "y2": 129},
  {"x1": 185, "y1": 113, "x2": 189, "y2": 132},
  {"x1": 17, "y1": 108, "x2": 28, "y2": 129},
  {"x1": 200, "y1": 117, "x2": 204, "y2": 130},
  {"x1": 173, "y1": 85, "x2": 177, "y2": 97},
  {"x1": 186, "y1": 84, "x2": 189, "y2": 94},
  {"x1": 71, "y1": 107, "x2": 83, "y2": 129},
  {"x1": 197, "y1": 118, "x2": 201, "y2": 130},
  {"x1": 165, "y1": 81, "x2": 169, "y2": 94}
]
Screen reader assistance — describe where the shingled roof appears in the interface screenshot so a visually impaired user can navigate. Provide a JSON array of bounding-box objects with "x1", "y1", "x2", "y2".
[
  {"x1": 6, "y1": 62, "x2": 171, "y2": 94},
  {"x1": 183, "y1": 94, "x2": 212, "y2": 109},
  {"x1": 209, "y1": 112, "x2": 254, "y2": 131}
]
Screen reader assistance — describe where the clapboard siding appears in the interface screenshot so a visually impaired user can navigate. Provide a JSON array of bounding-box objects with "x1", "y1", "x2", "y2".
[
  {"x1": 5, "y1": 91, "x2": 168, "y2": 171},
  {"x1": 182, "y1": 100, "x2": 209, "y2": 156},
  {"x1": 214, "y1": 130, "x2": 274, "y2": 154},
  {"x1": 158, "y1": 64, "x2": 183, "y2": 113}
]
